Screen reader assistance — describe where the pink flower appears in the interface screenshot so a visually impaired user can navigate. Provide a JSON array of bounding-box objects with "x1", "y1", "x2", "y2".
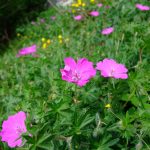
[
  {"x1": 40, "y1": 18, "x2": 45, "y2": 23},
  {"x1": 96, "y1": 58, "x2": 128, "y2": 79},
  {"x1": 136, "y1": 4, "x2": 150, "y2": 11},
  {"x1": 97, "y1": 3, "x2": 103, "y2": 7},
  {"x1": 90, "y1": 11, "x2": 99, "y2": 17},
  {"x1": 105, "y1": 6, "x2": 110, "y2": 9},
  {"x1": 74, "y1": 15, "x2": 83, "y2": 21},
  {"x1": 31, "y1": 21, "x2": 36, "y2": 25},
  {"x1": 0, "y1": 111, "x2": 27, "y2": 148},
  {"x1": 101, "y1": 27, "x2": 114, "y2": 35},
  {"x1": 16, "y1": 44, "x2": 37, "y2": 57},
  {"x1": 60, "y1": 57, "x2": 96, "y2": 87},
  {"x1": 51, "y1": 16, "x2": 56, "y2": 20}
]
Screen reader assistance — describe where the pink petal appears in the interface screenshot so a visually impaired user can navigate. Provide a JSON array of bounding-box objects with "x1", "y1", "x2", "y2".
[
  {"x1": 74, "y1": 15, "x2": 83, "y2": 21},
  {"x1": 17, "y1": 44, "x2": 37, "y2": 57},
  {"x1": 97, "y1": 3, "x2": 103, "y2": 7},
  {"x1": 136, "y1": 4, "x2": 150, "y2": 11},
  {"x1": 101, "y1": 27, "x2": 114, "y2": 35},
  {"x1": 64, "y1": 57, "x2": 76, "y2": 70},
  {"x1": 90, "y1": 11, "x2": 99, "y2": 17}
]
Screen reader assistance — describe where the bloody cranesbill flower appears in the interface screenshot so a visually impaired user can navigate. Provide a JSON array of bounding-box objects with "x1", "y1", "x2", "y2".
[
  {"x1": 90, "y1": 11, "x2": 99, "y2": 17},
  {"x1": 31, "y1": 21, "x2": 36, "y2": 25},
  {"x1": 97, "y1": 3, "x2": 103, "y2": 7},
  {"x1": 96, "y1": 58, "x2": 128, "y2": 79},
  {"x1": 135, "y1": 4, "x2": 150, "y2": 11},
  {"x1": 60, "y1": 57, "x2": 96, "y2": 86},
  {"x1": 74, "y1": 15, "x2": 83, "y2": 21},
  {"x1": 0, "y1": 111, "x2": 27, "y2": 148},
  {"x1": 105, "y1": 6, "x2": 110, "y2": 9},
  {"x1": 51, "y1": 16, "x2": 56, "y2": 20},
  {"x1": 40, "y1": 18, "x2": 45, "y2": 23},
  {"x1": 101, "y1": 27, "x2": 114, "y2": 35},
  {"x1": 16, "y1": 44, "x2": 37, "y2": 57}
]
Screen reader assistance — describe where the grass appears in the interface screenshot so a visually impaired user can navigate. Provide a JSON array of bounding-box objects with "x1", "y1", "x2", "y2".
[{"x1": 0, "y1": 0, "x2": 150, "y2": 149}]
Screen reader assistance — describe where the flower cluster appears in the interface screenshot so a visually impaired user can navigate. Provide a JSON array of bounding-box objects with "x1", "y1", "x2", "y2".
[
  {"x1": 58, "y1": 35, "x2": 63, "y2": 44},
  {"x1": 57, "y1": 35, "x2": 70, "y2": 44},
  {"x1": 71, "y1": 0, "x2": 86, "y2": 8},
  {"x1": 61, "y1": 57, "x2": 128, "y2": 87},
  {"x1": 41, "y1": 38, "x2": 51, "y2": 49},
  {"x1": 73, "y1": 10, "x2": 100, "y2": 21}
]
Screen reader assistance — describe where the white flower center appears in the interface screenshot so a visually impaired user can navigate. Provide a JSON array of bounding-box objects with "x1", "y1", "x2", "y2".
[
  {"x1": 110, "y1": 68, "x2": 115, "y2": 77},
  {"x1": 15, "y1": 125, "x2": 24, "y2": 135},
  {"x1": 72, "y1": 70, "x2": 81, "y2": 82}
]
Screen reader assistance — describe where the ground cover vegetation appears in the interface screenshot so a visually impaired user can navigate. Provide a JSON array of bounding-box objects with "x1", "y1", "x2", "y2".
[{"x1": 0, "y1": 0, "x2": 150, "y2": 149}]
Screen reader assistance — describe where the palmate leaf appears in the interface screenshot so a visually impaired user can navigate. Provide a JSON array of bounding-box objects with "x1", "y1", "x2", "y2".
[
  {"x1": 28, "y1": 132, "x2": 52, "y2": 150},
  {"x1": 36, "y1": 143, "x2": 54, "y2": 150},
  {"x1": 48, "y1": 99, "x2": 70, "y2": 116},
  {"x1": 71, "y1": 110, "x2": 94, "y2": 135},
  {"x1": 37, "y1": 134, "x2": 52, "y2": 145},
  {"x1": 95, "y1": 135, "x2": 119, "y2": 150}
]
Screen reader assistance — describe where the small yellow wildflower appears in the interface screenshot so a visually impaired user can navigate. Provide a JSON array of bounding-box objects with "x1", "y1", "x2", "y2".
[
  {"x1": 75, "y1": 3, "x2": 79, "y2": 7},
  {"x1": 78, "y1": 0, "x2": 82, "y2": 6},
  {"x1": 17, "y1": 33, "x2": 21, "y2": 37},
  {"x1": 90, "y1": 0, "x2": 95, "y2": 3},
  {"x1": 59, "y1": 39, "x2": 63, "y2": 44},
  {"x1": 78, "y1": 2, "x2": 82, "y2": 6},
  {"x1": 82, "y1": 3, "x2": 86, "y2": 7},
  {"x1": 72, "y1": 9, "x2": 76, "y2": 13},
  {"x1": 42, "y1": 43, "x2": 47, "y2": 49},
  {"x1": 105, "y1": 104, "x2": 111, "y2": 108},
  {"x1": 58, "y1": 35, "x2": 62, "y2": 39},
  {"x1": 47, "y1": 39, "x2": 51, "y2": 44},
  {"x1": 41, "y1": 38, "x2": 46, "y2": 42}
]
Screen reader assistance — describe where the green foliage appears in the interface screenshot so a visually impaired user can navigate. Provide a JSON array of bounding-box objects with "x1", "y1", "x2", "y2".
[{"x1": 0, "y1": 0, "x2": 150, "y2": 149}]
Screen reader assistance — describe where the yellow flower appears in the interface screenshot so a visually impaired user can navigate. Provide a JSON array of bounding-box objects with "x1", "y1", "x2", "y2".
[
  {"x1": 47, "y1": 39, "x2": 51, "y2": 44},
  {"x1": 77, "y1": 0, "x2": 82, "y2": 3},
  {"x1": 75, "y1": 3, "x2": 79, "y2": 7},
  {"x1": 90, "y1": 0, "x2": 95, "y2": 3},
  {"x1": 59, "y1": 39, "x2": 63, "y2": 44},
  {"x1": 78, "y1": 0, "x2": 82, "y2": 6},
  {"x1": 58, "y1": 35, "x2": 62, "y2": 39},
  {"x1": 78, "y1": 2, "x2": 82, "y2": 6},
  {"x1": 41, "y1": 38, "x2": 46, "y2": 42},
  {"x1": 17, "y1": 33, "x2": 21, "y2": 37},
  {"x1": 105, "y1": 104, "x2": 111, "y2": 108},
  {"x1": 72, "y1": 9, "x2": 76, "y2": 13},
  {"x1": 42, "y1": 43, "x2": 47, "y2": 49},
  {"x1": 82, "y1": 3, "x2": 86, "y2": 7}
]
